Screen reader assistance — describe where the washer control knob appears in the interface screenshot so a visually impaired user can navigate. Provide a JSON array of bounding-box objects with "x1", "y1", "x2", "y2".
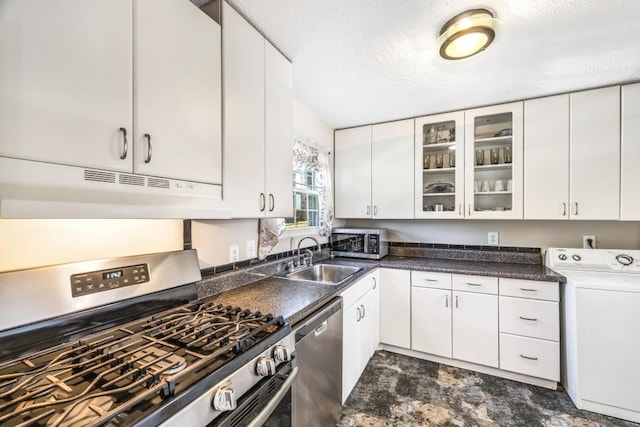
[
  {"x1": 256, "y1": 357, "x2": 276, "y2": 376},
  {"x1": 558, "y1": 254, "x2": 567, "y2": 261},
  {"x1": 212, "y1": 385, "x2": 237, "y2": 411},
  {"x1": 273, "y1": 345, "x2": 292, "y2": 363},
  {"x1": 616, "y1": 254, "x2": 634, "y2": 266},
  {"x1": 572, "y1": 254, "x2": 581, "y2": 261}
]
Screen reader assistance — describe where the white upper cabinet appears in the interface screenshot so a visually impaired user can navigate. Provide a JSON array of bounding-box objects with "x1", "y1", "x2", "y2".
[
  {"x1": 134, "y1": 0, "x2": 222, "y2": 184},
  {"x1": 0, "y1": 0, "x2": 222, "y2": 185},
  {"x1": 464, "y1": 102, "x2": 524, "y2": 219},
  {"x1": 0, "y1": 0, "x2": 133, "y2": 172},
  {"x1": 621, "y1": 83, "x2": 640, "y2": 221},
  {"x1": 524, "y1": 95, "x2": 570, "y2": 219},
  {"x1": 415, "y1": 111, "x2": 465, "y2": 218},
  {"x1": 222, "y1": 1, "x2": 293, "y2": 218},
  {"x1": 264, "y1": 43, "x2": 294, "y2": 218},
  {"x1": 371, "y1": 120, "x2": 414, "y2": 218},
  {"x1": 335, "y1": 126, "x2": 373, "y2": 218},
  {"x1": 569, "y1": 86, "x2": 620, "y2": 220},
  {"x1": 335, "y1": 120, "x2": 414, "y2": 219}
]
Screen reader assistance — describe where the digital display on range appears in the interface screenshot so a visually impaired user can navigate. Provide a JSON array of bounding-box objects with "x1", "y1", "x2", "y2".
[
  {"x1": 102, "y1": 270, "x2": 123, "y2": 280},
  {"x1": 71, "y1": 264, "x2": 149, "y2": 298}
]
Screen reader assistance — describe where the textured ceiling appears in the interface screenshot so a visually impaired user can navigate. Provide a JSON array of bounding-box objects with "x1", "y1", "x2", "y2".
[{"x1": 225, "y1": 0, "x2": 640, "y2": 129}]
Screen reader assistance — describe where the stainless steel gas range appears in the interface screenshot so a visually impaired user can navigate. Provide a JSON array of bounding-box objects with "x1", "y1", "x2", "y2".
[{"x1": 0, "y1": 250, "x2": 296, "y2": 427}]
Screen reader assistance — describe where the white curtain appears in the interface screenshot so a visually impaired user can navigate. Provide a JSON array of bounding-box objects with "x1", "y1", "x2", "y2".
[{"x1": 292, "y1": 133, "x2": 334, "y2": 236}]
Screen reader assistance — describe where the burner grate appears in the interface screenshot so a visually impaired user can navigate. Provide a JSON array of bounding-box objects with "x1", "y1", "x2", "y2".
[{"x1": 0, "y1": 302, "x2": 286, "y2": 427}]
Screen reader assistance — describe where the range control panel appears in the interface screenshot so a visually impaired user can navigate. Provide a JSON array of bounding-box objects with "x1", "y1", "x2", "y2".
[{"x1": 70, "y1": 264, "x2": 150, "y2": 297}]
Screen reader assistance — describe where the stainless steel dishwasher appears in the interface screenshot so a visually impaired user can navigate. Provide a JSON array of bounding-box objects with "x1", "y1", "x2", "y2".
[{"x1": 293, "y1": 298, "x2": 343, "y2": 426}]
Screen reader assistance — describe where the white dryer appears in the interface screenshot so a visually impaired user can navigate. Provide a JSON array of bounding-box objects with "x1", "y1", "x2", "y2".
[{"x1": 547, "y1": 248, "x2": 640, "y2": 423}]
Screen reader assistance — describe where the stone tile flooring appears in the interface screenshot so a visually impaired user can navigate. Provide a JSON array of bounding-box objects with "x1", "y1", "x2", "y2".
[{"x1": 338, "y1": 351, "x2": 639, "y2": 427}]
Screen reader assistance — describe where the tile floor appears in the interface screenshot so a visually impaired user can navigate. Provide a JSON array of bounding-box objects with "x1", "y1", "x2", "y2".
[{"x1": 338, "y1": 351, "x2": 639, "y2": 427}]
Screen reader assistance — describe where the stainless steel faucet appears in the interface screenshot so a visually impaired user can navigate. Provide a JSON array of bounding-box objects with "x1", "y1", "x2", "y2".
[{"x1": 296, "y1": 236, "x2": 322, "y2": 267}]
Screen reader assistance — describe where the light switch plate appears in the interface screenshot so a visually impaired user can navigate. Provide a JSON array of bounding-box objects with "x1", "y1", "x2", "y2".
[
  {"x1": 246, "y1": 240, "x2": 257, "y2": 258},
  {"x1": 229, "y1": 245, "x2": 240, "y2": 262},
  {"x1": 487, "y1": 232, "x2": 499, "y2": 246}
]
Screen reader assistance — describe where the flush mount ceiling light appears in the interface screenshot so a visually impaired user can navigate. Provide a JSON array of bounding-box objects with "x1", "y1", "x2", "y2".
[{"x1": 437, "y1": 8, "x2": 503, "y2": 60}]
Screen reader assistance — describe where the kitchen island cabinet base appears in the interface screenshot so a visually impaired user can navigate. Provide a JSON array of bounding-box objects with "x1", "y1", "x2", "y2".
[{"x1": 379, "y1": 344, "x2": 558, "y2": 390}]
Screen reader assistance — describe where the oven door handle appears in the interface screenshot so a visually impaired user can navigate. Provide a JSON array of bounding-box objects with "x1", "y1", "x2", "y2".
[{"x1": 247, "y1": 366, "x2": 299, "y2": 427}]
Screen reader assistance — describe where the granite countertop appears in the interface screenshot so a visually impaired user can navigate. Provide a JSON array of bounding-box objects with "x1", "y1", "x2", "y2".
[{"x1": 198, "y1": 254, "x2": 564, "y2": 328}]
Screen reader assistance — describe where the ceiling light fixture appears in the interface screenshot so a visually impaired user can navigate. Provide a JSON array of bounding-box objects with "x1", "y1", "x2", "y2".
[{"x1": 437, "y1": 8, "x2": 502, "y2": 60}]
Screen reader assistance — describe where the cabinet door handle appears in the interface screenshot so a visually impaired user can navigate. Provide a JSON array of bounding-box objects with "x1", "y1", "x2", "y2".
[
  {"x1": 361, "y1": 304, "x2": 365, "y2": 319},
  {"x1": 468, "y1": 204, "x2": 471, "y2": 216},
  {"x1": 458, "y1": 204, "x2": 462, "y2": 216},
  {"x1": 519, "y1": 316, "x2": 538, "y2": 322},
  {"x1": 520, "y1": 288, "x2": 537, "y2": 292},
  {"x1": 143, "y1": 133, "x2": 152, "y2": 163},
  {"x1": 373, "y1": 205, "x2": 378, "y2": 216},
  {"x1": 466, "y1": 282, "x2": 482, "y2": 287},
  {"x1": 260, "y1": 193, "x2": 266, "y2": 212},
  {"x1": 520, "y1": 354, "x2": 538, "y2": 361},
  {"x1": 119, "y1": 127, "x2": 128, "y2": 160},
  {"x1": 356, "y1": 306, "x2": 361, "y2": 322},
  {"x1": 372, "y1": 277, "x2": 377, "y2": 289},
  {"x1": 366, "y1": 205, "x2": 371, "y2": 215},
  {"x1": 445, "y1": 294, "x2": 449, "y2": 308},
  {"x1": 562, "y1": 203, "x2": 567, "y2": 216},
  {"x1": 269, "y1": 194, "x2": 275, "y2": 212},
  {"x1": 573, "y1": 202, "x2": 579, "y2": 216},
  {"x1": 455, "y1": 295, "x2": 459, "y2": 308}
]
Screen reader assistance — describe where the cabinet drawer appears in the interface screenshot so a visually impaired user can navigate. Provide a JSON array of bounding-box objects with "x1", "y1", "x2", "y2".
[
  {"x1": 411, "y1": 271, "x2": 451, "y2": 290},
  {"x1": 452, "y1": 274, "x2": 498, "y2": 295},
  {"x1": 499, "y1": 333, "x2": 559, "y2": 381},
  {"x1": 499, "y1": 278, "x2": 559, "y2": 301},
  {"x1": 499, "y1": 297, "x2": 559, "y2": 341},
  {"x1": 340, "y1": 273, "x2": 373, "y2": 309}
]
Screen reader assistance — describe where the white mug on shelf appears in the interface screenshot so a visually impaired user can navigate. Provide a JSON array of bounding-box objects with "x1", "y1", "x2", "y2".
[
  {"x1": 494, "y1": 180, "x2": 504, "y2": 191},
  {"x1": 481, "y1": 181, "x2": 491, "y2": 192},
  {"x1": 507, "y1": 179, "x2": 513, "y2": 192},
  {"x1": 474, "y1": 181, "x2": 481, "y2": 192}
]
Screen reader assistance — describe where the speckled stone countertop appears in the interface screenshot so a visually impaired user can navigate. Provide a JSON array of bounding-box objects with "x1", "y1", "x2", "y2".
[
  {"x1": 197, "y1": 252, "x2": 564, "y2": 327},
  {"x1": 377, "y1": 256, "x2": 564, "y2": 282}
]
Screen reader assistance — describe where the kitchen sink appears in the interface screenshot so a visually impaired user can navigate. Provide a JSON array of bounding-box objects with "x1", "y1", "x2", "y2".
[{"x1": 285, "y1": 264, "x2": 362, "y2": 285}]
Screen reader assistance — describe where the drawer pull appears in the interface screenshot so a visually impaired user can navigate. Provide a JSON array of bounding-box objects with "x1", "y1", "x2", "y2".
[
  {"x1": 466, "y1": 283, "x2": 482, "y2": 287},
  {"x1": 520, "y1": 288, "x2": 537, "y2": 292},
  {"x1": 520, "y1": 354, "x2": 538, "y2": 361},
  {"x1": 519, "y1": 316, "x2": 538, "y2": 322},
  {"x1": 423, "y1": 278, "x2": 438, "y2": 282}
]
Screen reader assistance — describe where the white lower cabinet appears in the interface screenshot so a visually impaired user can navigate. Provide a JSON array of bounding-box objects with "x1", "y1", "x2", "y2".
[
  {"x1": 341, "y1": 271, "x2": 379, "y2": 403},
  {"x1": 498, "y1": 278, "x2": 560, "y2": 381},
  {"x1": 379, "y1": 269, "x2": 410, "y2": 348},
  {"x1": 452, "y1": 289, "x2": 499, "y2": 368},
  {"x1": 412, "y1": 287, "x2": 452, "y2": 357}
]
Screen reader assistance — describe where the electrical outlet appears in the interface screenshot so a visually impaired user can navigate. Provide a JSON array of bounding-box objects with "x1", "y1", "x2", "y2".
[
  {"x1": 246, "y1": 240, "x2": 257, "y2": 258},
  {"x1": 229, "y1": 245, "x2": 240, "y2": 262},
  {"x1": 487, "y1": 232, "x2": 499, "y2": 246},
  {"x1": 583, "y1": 235, "x2": 596, "y2": 249}
]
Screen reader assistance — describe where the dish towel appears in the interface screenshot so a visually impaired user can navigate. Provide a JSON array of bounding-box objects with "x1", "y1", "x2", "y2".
[{"x1": 258, "y1": 218, "x2": 286, "y2": 260}]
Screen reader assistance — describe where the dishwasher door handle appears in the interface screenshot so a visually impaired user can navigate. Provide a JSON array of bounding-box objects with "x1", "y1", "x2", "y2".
[{"x1": 314, "y1": 320, "x2": 329, "y2": 336}]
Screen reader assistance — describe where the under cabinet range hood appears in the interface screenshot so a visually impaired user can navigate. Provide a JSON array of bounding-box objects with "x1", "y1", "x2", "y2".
[{"x1": 0, "y1": 157, "x2": 231, "y2": 219}]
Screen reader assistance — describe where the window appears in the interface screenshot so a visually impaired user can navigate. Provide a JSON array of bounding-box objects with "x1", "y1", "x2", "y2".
[{"x1": 286, "y1": 169, "x2": 320, "y2": 228}]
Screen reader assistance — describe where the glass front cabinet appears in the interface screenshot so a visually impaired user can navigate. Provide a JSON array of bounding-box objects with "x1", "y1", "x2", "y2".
[
  {"x1": 415, "y1": 111, "x2": 465, "y2": 218},
  {"x1": 415, "y1": 103, "x2": 524, "y2": 219},
  {"x1": 464, "y1": 102, "x2": 524, "y2": 219}
]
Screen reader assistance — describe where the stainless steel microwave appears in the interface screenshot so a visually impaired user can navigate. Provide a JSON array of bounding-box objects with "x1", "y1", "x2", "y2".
[{"x1": 330, "y1": 228, "x2": 388, "y2": 259}]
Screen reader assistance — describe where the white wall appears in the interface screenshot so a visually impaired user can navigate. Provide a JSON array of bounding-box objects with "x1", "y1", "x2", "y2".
[
  {"x1": 346, "y1": 219, "x2": 640, "y2": 252},
  {"x1": 0, "y1": 219, "x2": 182, "y2": 272},
  {"x1": 192, "y1": 99, "x2": 336, "y2": 268}
]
